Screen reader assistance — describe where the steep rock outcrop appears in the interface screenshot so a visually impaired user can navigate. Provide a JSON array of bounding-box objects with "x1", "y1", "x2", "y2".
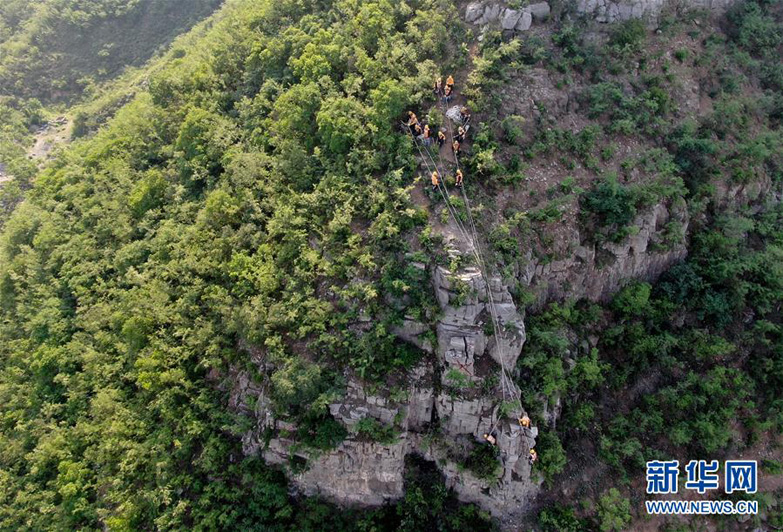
[
  {"x1": 437, "y1": 420, "x2": 538, "y2": 520},
  {"x1": 523, "y1": 202, "x2": 690, "y2": 303},
  {"x1": 465, "y1": 1, "x2": 549, "y2": 30},
  {"x1": 467, "y1": 0, "x2": 737, "y2": 28},
  {"x1": 233, "y1": 246, "x2": 538, "y2": 521},
  {"x1": 575, "y1": 0, "x2": 738, "y2": 23},
  {"x1": 433, "y1": 264, "x2": 526, "y2": 370},
  {"x1": 267, "y1": 437, "x2": 411, "y2": 506}
]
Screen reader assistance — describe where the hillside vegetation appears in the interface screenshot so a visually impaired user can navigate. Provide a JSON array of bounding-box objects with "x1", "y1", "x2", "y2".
[
  {"x1": 0, "y1": 0, "x2": 493, "y2": 529},
  {"x1": 0, "y1": 0, "x2": 224, "y2": 228},
  {"x1": 0, "y1": 0, "x2": 223, "y2": 102},
  {"x1": 1, "y1": 0, "x2": 783, "y2": 530}
]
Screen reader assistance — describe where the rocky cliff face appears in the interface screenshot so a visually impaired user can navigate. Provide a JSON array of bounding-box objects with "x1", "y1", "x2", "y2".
[
  {"x1": 465, "y1": 0, "x2": 737, "y2": 28},
  {"x1": 232, "y1": 240, "x2": 539, "y2": 522},
  {"x1": 235, "y1": 197, "x2": 696, "y2": 513},
  {"x1": 574, "y1": 0, "x2": 736, "y2": 23},
  {"x1": 230, "y1": 0, "x2": 753, "y2": 522},
  {"x1": 466, "y1": 1, "x2": 550, "y2": 31},
  {"x1": 522, "y1": 201, "x2": 690, "y2": 305}
]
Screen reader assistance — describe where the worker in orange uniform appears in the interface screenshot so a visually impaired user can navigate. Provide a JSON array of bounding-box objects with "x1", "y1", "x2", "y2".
[
  {"x1": 433, "y1": 77, "x2": 443, "y2": 97},
  {"x1": 437, "y1": 129, "x2": 446, "y2": 147},
  {"x1": 422, "y1": 124, "x2": 432, "y2": 145},
  {"x1": 443, "y1": 84, "x2": 453, "y2": 104},
  {"x1": 455, "y1": 169, "x2": 463, "y2": 188},
  {"x1": 407, "y1": 111, "x2": 419, "y2": 135},
  {"x1": 431, "y1": 170, "x2": 440, "y2": 191},
  {"x1": 460, "y1": 106, "x2": 471, "y2": 125}
]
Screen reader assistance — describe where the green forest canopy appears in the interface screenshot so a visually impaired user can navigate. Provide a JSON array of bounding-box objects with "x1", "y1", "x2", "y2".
[
  {"x1": 0, "y1": 0, "x2": 462, "y2": 529},
  {"x1": 1, "y1": 0, "x2": 783, "y2": 530}
]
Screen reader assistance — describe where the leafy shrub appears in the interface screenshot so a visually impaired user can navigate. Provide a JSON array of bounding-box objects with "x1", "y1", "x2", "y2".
[
  {"x1": 611, "y1": 282, "x2": 651, "y2": 317},
  {"x1": 727, "y1": 1, "x2": 782, "y2": 56},
  {"x1": 535, "y1": 430, "x2": 567, "y2": 482},
  {"x1": 609, "y1": 19, "x2": 647, "y2": 50},
  {"x1": 674, "y1": 48, "x2": 689, "y2": 62},
  {"x1": 581, "y1": 175, "x2": 637, "y2": 239},
  {"x1": 597, "y1": 488, "x2": 632, "y2": 532},
  {"x1": 355, "y1": 417, "x2": 400, "y2": 445},
  {"x1": 298, "y1": 412, "x2": 349, "y2": 450},
  {"x1": 445, "y1": 368, "x2": 475, "y2": 391},
  {"x1": 464, "y1": 442, "x2": 501, "y2": 480},
  {"x1": 538, "y1": 504, "x2": 585, "y2": 532},
  {"x1": 501, "y1": 115, "x2": 525, "y2": 144}
]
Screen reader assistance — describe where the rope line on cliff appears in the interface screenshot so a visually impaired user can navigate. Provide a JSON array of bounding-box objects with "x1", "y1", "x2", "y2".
[
  {"x1": 403, "y1": 87, "x2": 535, "y2": 438},
  {"x1": 426, "y1": 134, "x2": 517, "y2": 406},
  {"x1": 437, "y1": 97, "x2": 524, "y2": 414},
  {"x1": 405, "y1": 124, "x2": 516, "y2": 408},
  {"x1": 411, "y1": 99, "x2": 519, "y2": 426},
  {"x1": 408, "y1": 127, "x2": 522, "y2": 402},
  {"x1": 403, "y1": 125, "x2": 480, "y2": 266}
]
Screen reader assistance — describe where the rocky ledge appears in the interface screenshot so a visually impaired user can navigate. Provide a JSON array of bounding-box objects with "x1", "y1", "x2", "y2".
[
  {"x1": 465, "y1": 1, "x2": 551, "y2": 31},
  {"x1": 232, "y1": 246, "x2": 540, "y2": 521},
  {"x1": 466, "y1": 0, "x2": 738, "y2": 28}
]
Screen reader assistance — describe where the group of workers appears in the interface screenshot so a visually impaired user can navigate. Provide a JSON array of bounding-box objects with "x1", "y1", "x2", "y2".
[
  {"x1": 433, "y1": 74, "x2": 455, "y2": 103},
  {"x1": 406, "y1": 74, "x2": 475, "y2": 194},
  {"x1": 406, "y1": 110, "x2": 466, "y2": 154},
  {"x1": 429, "y1": 168, "x2": 463, "y2": 192},
  {"x1": 406, "y1": 112, "x2": 439, "y2": 148},
  {"x1": 406, "y1": 75, "x2": 539, "y2": 466}
]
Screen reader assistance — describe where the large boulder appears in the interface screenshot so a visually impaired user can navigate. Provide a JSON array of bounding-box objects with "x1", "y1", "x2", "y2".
[
  {"x1": 292, "y1": 439, "x2": 411, "y2": 505},
  {"x1": 465, "y1": 2, "x2": 485, "y2": 22},
  {"x1": 525, "y1": 1, "x2": 551, "y2": 21},
  {"x1": 515, "y1": 11, "x2": 533, "y2": 31},
  {"x1": 501, "y1": 8, "x2": 522, "y2": 30},
  {"x1": 483, "y1": 3, "x2": 501, "y2": 24}
]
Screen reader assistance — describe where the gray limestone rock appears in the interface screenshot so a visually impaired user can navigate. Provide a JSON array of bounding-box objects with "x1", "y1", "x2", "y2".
[
  {"x1": 525, "y1": 2, "x2": 551, "y2": 21},
  {"x1": 515, "y1": 11, "x2": 533, "y2": 31},
  {"x1": 483, "y1": 4, "x2": 501, "y2": 24},
  {"x1": 289, "y1": 440, "x2": 411, "y2": 505},
  {"x1": 391, "y1": 318, "x2": 434, "y2": 353},
  {"x1": 433, "y1": 264, "x2": 526, "y2": 370},
  {"x1": 575, "y1": 0, "x2": 732, "y2": 24},
  {"x1": 501, "y1": 8, "x2": 522, "y2": 30},
  {"x1": 524, "y1": 201, "x2": 690, "y2": 305},
  {"x1": 465, "y1": 2, "x2": 485, "y2": 22}
]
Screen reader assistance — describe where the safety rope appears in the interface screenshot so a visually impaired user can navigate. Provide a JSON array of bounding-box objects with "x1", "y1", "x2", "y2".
[
  {"x1": 404, "y1": 124, "x2": 512, "y2": 401},
  {"x1": 403, "y1": 124, "x2": 480, "y2": 273},
  {"x1": 437, "y1": 95, "x2": 525, "y2": 430},
  {"x1": 404, "y1": 88, "x2": 529, "y2": 439},
  {"x1": 416, "y1": 127, "x2": 515, "y2": 406}
]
